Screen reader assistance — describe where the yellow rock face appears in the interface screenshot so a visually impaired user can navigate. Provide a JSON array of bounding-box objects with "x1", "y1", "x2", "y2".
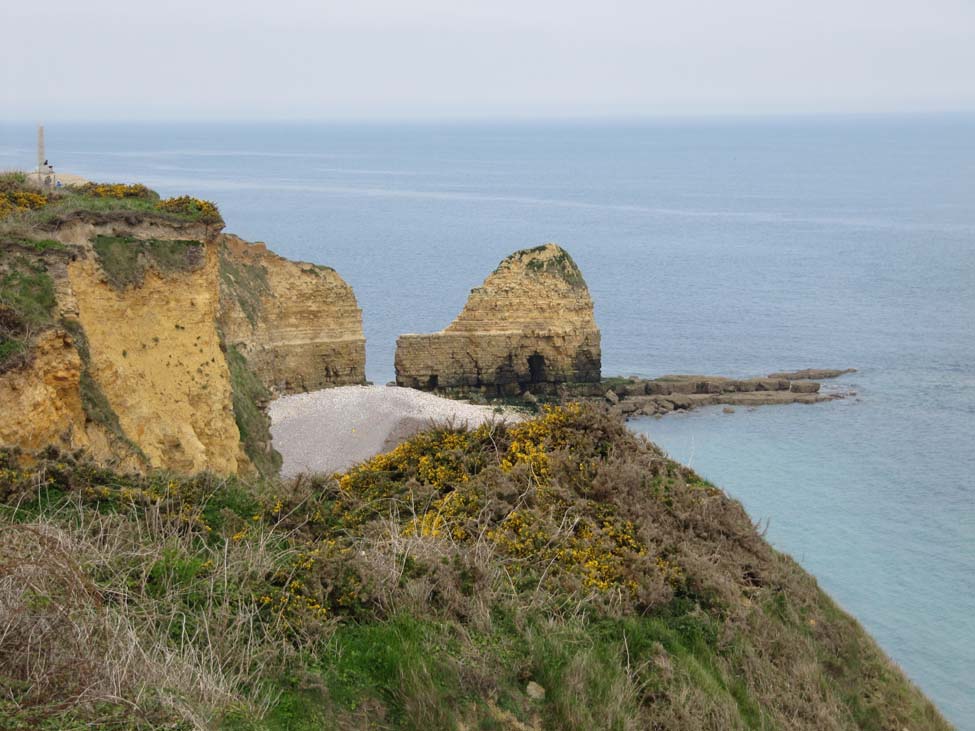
[
  {"x1": 218, "y1": 235, "x2": 366, "y2": 394},
  {"x1": 0, "y1": 330, "x2": 88, "y2": 453},
  {"x1": 1, "y1": 214, "x2": 365, "y2": 476},
  {"x1": 68, "y1": 244, "x2": 244, "y2": 475},
  {"x1": 395, "y1": 243, "x2": 601, "y2": 395}
]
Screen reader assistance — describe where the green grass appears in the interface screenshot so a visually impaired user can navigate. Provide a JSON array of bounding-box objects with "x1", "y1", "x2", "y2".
[
  {"x1": 0, "y1": 255, "x2": 57, "y2": 369},
  {"x1": 0, "y1": 171, "x2": 28, "y2": 190},
  {"x1": 0, "y1": 236, "x2": 66, "y2": 253},
  {"x1": 92, "y1": 235, "x2": 205, "y2": 289},
  {"x1": 0, "y1": 408, "x2": 952, "y2": 731},
  {"x1": 225, "y1": 343, "x2": 282, "y2": 477},
  {"x1": 219, "y1": 247, "x2": 270, "y2": 326},
  {"x1": 524, "y1": 249, "x2": 585, "y2": 288},
  {"x1": 494, "y1": 245, "x2": 587, "y2": 289},
  {"x1": 0, "y1": 262, "x2": 56, "y2": 327},
  {"x1": 58, "y1": 318, "x2": 147, "y2": 462}
]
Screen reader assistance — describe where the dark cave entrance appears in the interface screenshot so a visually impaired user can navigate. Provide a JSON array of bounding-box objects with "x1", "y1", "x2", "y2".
[{"x1": 527, "y1": 353, "x2": 547, "y2": 384}]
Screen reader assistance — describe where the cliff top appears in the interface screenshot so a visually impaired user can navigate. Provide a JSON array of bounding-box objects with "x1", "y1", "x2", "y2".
[
  {"x1": 0, "y1": 172, "x2": 223, "y2": 240},
  {"x1": 491, "y1": 242, "x2": 587, "y2": 289},
  {"x1": 442, "y1": 242, "x2": 596, "y2": 336}
]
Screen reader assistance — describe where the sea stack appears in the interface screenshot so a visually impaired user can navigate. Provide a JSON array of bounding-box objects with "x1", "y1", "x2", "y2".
[{"x1": 395, "y1": 243, "x2": 601, "y2": 395}]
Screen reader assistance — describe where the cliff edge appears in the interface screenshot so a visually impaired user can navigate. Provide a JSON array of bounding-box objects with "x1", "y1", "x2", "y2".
[
  {"x1": 0, "y1": 175, "x2": 365, "y2": 476},
  {"x1": 218, "y1": 234, "x2": 365, "y2": 394}
]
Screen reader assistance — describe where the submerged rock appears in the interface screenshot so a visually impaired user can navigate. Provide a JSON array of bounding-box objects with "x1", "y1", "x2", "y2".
[{"x1": 768, "y1": 367, "x2": 856, "y2": 380}]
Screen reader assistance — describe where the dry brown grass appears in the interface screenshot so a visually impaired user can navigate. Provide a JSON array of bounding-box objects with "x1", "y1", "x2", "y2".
[
  {"x1": 0, "y1": 406, "x2": 955, "y2": 730},
  {"x1": 0, "y1": 495, "x2": 320, "y2": 728}
]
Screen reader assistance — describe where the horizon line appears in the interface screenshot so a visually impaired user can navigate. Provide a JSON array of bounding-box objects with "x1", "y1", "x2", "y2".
[{"x1": 2, "y1": 108, "x2": 975, "y2": 126}]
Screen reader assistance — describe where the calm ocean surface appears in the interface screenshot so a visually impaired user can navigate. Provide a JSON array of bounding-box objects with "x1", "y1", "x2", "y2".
[{"x1": 1, "y1": 118, "x2": 973, "y2": 726}]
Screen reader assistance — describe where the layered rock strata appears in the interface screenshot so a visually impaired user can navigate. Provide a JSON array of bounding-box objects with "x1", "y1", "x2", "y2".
[
  {"x1": 218, "y1": 235, "x2": 365, "y2": 394},
  {"x1": 0, "y1": 209, "x2": 365, "y2": 476},
  {"x1": 396, "y1": 244, "x2": 601, "y2": 395}
]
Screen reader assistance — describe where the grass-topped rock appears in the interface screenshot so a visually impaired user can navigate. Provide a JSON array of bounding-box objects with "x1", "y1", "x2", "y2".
[
  {"x1": 0, "y1": 173, "x2": 223, "y2": 235},
  {"x1": 396, "y1": 242, "x2": 601, "y2": 396}
]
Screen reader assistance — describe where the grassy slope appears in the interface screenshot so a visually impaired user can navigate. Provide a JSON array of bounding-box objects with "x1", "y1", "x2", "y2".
[
  {"x1": 0, "y1": 406, "x2": 950, "y2": 731},
  {"x1": 0, "y1": 241, "x2": 60, "y2": 370}
]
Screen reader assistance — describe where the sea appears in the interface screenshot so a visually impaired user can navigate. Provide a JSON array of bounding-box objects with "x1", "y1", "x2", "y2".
[{"x1": 1, "y1": 117, "x2": 973, "y2": 727}]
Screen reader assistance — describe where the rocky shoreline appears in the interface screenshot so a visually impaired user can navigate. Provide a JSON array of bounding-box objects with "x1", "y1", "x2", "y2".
[
  {"x1": 587, "y1": 368, "x2": 857, "y2": 419},
  {"x1": 441, "y1": 367, "x2": 858, "y2": 418}
]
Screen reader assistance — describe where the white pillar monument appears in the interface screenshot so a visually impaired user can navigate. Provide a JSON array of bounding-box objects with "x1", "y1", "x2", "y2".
[{"x1": 37, "y1": 124, "x2": 45, "y2": 173}]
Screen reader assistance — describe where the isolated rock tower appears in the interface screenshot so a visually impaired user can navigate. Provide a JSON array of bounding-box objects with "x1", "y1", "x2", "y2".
[{"x1": 395, "y1": 243, "x2": 601, "y2": 395}]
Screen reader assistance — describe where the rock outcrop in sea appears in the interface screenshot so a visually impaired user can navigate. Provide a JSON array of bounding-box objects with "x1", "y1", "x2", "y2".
[
  {"x1": 395, "y1": 243, "x2": 601, "y2": 395},
  {"x1": 598, "y1": 370, "x2": 857, "y2": 417}
]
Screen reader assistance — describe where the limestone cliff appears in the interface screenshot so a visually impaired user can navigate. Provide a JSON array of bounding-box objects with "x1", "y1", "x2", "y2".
[
  {"x1": 67, "y1": 238, "x2": 245, "y2": 474},
  {"x1": 396, "y1": 243, "x2": 601, "y2": 395},
  {"x1": 0, "y1": 188, "x2": 365, "y2": 476},
  {"x1": 0, "y1": 330, "x2": 88, "y2": 454},
  {"x1": 218, "y1": 234, "x2": 365, "y2": 394}
]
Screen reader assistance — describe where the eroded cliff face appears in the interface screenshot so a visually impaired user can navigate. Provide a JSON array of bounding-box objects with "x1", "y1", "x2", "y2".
[
  {"x1": 218, "y1": 235, "x2": 365, "y2": 394},
  {"x1": 0, "y1": 330, "x2": 88, "y2": 453},
  {"x1": 67, "y1": 241, "x2": 244, "y2": 475},
  {"x1": 396, "y1": 243, "x2": 601, "y2": 395},
  {"x1": 0, "y1": 211, "x2": 365, "y2": 476}
]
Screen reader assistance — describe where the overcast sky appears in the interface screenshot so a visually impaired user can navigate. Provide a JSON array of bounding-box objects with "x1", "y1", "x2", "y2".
[{"x1": 3, "y1": 0, "x2": 974, "y2": 120}]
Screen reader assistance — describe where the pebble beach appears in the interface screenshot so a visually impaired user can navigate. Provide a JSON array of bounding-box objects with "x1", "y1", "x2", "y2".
[{"x1": 268, "y1": 385, "x2": 522, "y2": 477}]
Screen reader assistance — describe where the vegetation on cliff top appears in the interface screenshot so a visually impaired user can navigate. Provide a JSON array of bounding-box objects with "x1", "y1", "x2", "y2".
[
  {"x1": 0, "y1": 406, "x2": 949, "y2": 731},
  {"x1": 495, "y1": 244, "x2": 587, "y2": 290},
  {"x1": 0, "y1": 173, "x2": 223, "y2": 234}
]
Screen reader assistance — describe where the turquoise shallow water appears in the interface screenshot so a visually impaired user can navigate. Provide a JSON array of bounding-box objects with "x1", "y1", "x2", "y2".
[{"x1": 1, "y1": 118, "x2": 973, "y2": 726}]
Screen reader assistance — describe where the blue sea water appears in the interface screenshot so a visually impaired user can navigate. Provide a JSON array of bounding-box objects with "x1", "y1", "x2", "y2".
[{"x1": 1, "y1": 118, "x2": 973, "y2": 726}]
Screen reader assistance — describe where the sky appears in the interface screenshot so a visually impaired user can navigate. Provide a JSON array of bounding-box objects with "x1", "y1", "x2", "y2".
[{"x1": 2, "y1": 0, "x2": 974, "y2": 120}]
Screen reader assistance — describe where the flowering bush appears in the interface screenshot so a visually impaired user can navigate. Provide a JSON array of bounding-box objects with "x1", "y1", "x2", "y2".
[
  {"x1": 334, "y1": 404, "x2": 687, "y2": 602},
  {"x1": 157, "y1": 195, "x2": 221, "y2": 222},
  {"x1": 0, "y1": 190, "x2": 49, "y2": 219},
  {"x1": 79, "y1": 182, "x2": 154, "y2": 199}
]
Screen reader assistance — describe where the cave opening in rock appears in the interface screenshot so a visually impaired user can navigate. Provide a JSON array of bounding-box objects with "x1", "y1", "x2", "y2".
[{"x1": 528, "y1": 353, "x2": 546, "y2": 384}]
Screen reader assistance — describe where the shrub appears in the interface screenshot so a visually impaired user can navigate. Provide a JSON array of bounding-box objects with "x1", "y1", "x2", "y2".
[
  {"x1": 79, "y1": 182, "x2": 155, "y2": 200},
  {"x1": 0, "y1": 171, "x2": 28, "y2": 192},
  {"x1": 157, "y1": 196, "x2": 222, "y2": 224},
  {"x1": 0, "y1": 408, "x2": 952, "y2": 731},
  {"x1": 0, "y1": 190, "x2": 49, "y2": 220}
]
